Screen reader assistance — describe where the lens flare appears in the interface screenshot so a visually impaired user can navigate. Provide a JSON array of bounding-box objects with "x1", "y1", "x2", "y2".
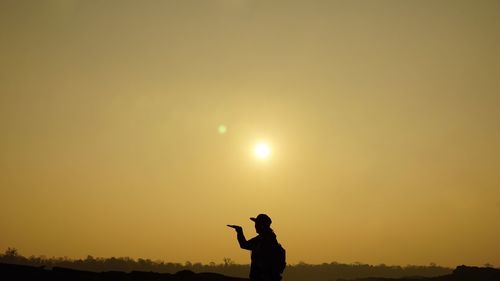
[{"x1": 218, "y1": 125, "x2": 227, "y2": 134}]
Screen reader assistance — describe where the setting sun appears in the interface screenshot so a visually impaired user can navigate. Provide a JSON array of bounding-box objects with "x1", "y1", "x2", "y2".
[{"x1": 254, "y1": 142, "x2": 271, "y2": 160}]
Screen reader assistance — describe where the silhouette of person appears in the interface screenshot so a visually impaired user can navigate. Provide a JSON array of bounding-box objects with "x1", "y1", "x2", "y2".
[{"x1": 228, "y1": 214, "x2": 283, "y2": 281}]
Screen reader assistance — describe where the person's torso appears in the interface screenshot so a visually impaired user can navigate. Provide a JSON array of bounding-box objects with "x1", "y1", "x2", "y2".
[{"x1": 249, "y1": 232, "x2": 281, "y2": 280}]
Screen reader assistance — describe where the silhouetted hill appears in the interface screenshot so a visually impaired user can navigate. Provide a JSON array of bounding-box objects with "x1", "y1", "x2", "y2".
[
  {"x1": 3, "y1": 262, "x2": 499, "y2": 281},
  {"x1": 340, "y1": 265, "x2": 500, "y2": 281},
  {"x1": 0, "y1": 263, "x2": 248, "y2": 281},
  {"x1": 0, "y1": 248, "x2": 453, "y2": 281}
]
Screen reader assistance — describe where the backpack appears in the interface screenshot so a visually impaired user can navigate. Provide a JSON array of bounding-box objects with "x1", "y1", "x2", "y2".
[{"x1": 271, "y1": 242, "x2": 287, "y2": 274}]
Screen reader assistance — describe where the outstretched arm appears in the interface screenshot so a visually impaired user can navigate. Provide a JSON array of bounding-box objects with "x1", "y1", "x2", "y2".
[{"x1": 227, "y1": 225, "x2": 252, "y2": 250}]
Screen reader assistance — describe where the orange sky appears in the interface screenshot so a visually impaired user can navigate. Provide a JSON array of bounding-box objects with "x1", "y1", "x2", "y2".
[{"x1": 1, "y1": 0, "x2": 499, "y2": 267}]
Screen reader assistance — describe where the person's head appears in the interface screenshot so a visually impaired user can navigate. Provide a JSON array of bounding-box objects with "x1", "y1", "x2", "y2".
[{"x1": 250, "y1": 214, "x2": 272, "y2": 234}]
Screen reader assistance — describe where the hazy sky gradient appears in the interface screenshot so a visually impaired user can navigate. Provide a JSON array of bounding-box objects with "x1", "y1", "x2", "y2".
[{"x1": 1, "y1": 0, "x2": 499, "y2": 267}]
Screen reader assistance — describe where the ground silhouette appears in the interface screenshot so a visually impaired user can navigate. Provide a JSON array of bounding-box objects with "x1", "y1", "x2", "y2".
[
  {"x1": 0, "y1": 262, "x2": 248, "y2": 281},
  {"x1": 2, "y1": 263, "x2": 500, "y2": 281},
  {"x1": 0, "y1": 249, "x2": 457, "y2": 281},
  {"x1": 339, "y1": 265, "x2": 500, "y2": 281}
]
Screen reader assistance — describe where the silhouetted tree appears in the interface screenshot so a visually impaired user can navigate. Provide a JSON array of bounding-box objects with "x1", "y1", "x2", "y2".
[
  {"x1": 223, "y1": 258, "x2": 235, "y2": 267},
  {"x1": 4, "y1": 248, "x2": 18, "y2": 257}
]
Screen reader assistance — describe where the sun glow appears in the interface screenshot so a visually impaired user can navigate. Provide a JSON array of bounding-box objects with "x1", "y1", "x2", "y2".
[{"x1": 254, "y1": 142, "x2": 271, "y2": 160}]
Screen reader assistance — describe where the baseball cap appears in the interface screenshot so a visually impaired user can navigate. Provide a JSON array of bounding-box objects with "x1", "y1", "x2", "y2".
[{"x1": 250, "y1": 214, "x2": 272, "y2": 225}]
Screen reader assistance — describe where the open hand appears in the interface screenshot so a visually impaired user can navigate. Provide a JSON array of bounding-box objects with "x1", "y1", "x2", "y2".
[{"x1": 227, "y1": 225, "x2": 242, "y2": 232}]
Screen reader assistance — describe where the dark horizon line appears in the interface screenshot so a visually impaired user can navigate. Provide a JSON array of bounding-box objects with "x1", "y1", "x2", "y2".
[{"x1": 4, "y1": 247, "x2": 497, "y2": 269}]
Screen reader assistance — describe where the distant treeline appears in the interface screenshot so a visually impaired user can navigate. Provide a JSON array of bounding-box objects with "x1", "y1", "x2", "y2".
[{"x1": 0, "y1": 248, "x2": 453, "y2": 281}]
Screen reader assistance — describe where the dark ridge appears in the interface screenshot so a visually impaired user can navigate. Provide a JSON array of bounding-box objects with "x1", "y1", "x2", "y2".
[
  {"x1": 448, "y1": 265, "x2": 500, "y2": 281},
  {"x1": 0, "y1": 262, "x2": 248, "y2": 281},
  {"x1": 340, "y1": 265, "x2": 500, "y2": 281},
  {"x1": 3, "y1": 262, "x2": 499, "y2": 281}
]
